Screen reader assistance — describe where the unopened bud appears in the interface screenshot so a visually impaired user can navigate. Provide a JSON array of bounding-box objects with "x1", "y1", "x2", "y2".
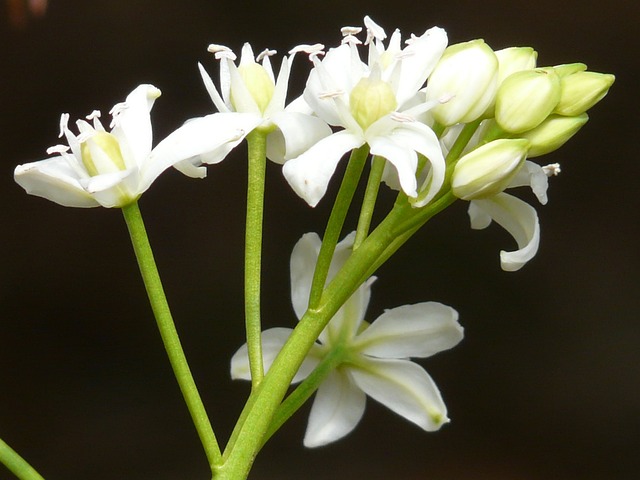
[
  {"x1": 495, "y1": 47, "x2": 538, "y2": 84},
  {"x1": 425, "y1": 39, "x2": 499, "y2": 126},
  {"x1": 521, "y1": 113, "x2": 589, "y2": 157},
  {"x1": 452, "y1": 138, "x2": 529, "y2": 200},
  {"x1": 495, "y1": 68, "x2": 561, "y2": 133},
  {"x1": 554, "y1": 70, "x2": 615, "y2": 116}
]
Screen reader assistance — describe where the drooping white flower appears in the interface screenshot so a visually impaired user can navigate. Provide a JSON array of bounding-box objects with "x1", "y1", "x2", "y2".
[
  {"x1": 165, "y1": 43, "x2": 332, "y2": 178},
  {"x1": 282, "y1": 17, "x2": 448, "y2": 207},
  {"x1": 468, "y1": 160, "x2": 556, "y2": 271},
  {"x1": 14, "y1": 85, "x2": 202, "y2": 208},
  {"x1": 231, "y1": 232, "x2": 463, "y2": 447}
]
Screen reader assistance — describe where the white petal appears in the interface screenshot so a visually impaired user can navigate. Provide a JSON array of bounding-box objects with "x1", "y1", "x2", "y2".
[
  {"x1": 350, "y1": 357, "x2": 449, "y2": 431},
  {"x1": 230, "y1": 327, "x2": 322, "y2": 383},
  {"x1": 290, "y1": 232, "x2": 323, "y2": 320},
  {"x1": 110, "y1": 84, "x2": 160, "y2": 167},
  {"x1": 264, "y1": 55, "x2": 290, "y2": 117},
  {"x1": 395, "y1": 27, "x2": 448, "y2": 107},
  {"x1": 282, "y1": 130, "x2": 364, "y2": 207},
  {"x1": 509, "y1": 160, "x2": 549, "y2": 205},
  {"x1": 144, "y1": 113, "x2": 259, "y2": 188},
  {"x1": 267, "y1": 111, "x2": 332, "y2": 164},
  {"x1": 14, "y1": 157, "x2": 100, "y2": 208},
  {"x1": 303, "y1": 370, "x2": 366, "y2": 447},
  {"x1": 470, "y1": 193, "x2": 540, "y2": 271},
  {"x1": 227, "y1": 58, "x2": 261, "y2": 114},
  {"x1": 368, "y1": 134, "x2": 418, "y2": 198},
  {"x1": 198, "y1": 62, "x2": 230, "y2": 113},
  {"x1": 354, "y1": 302, "x2": 463, "y2": 358}
]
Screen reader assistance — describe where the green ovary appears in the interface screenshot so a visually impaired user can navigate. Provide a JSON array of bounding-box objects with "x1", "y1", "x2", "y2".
[{"x1": 350, "y1": 77, "x2": 397, "y2": 130}]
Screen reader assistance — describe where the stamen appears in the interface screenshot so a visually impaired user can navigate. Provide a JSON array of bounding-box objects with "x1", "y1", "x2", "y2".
[
  {"x1": 390, "y1": 112, "x2": 414, "y2": 123},
  {"x1": 318, "y1": 90, "x2": 345, "y2": 99},
  {"x1": 341, "y1": 35, "x2": 362, "y2": 46},
  {"x1": 341, "y1": 26, "x2": 362, "y2": 36},
  {"x1": 207, "y1": 44, "x2": 237, "y2": 61},
  {"x1": 85, "y1": 110, "x2": 101, "y2": 120},
  {"x1": 405, "y1": 33, "x2": 420, "y2": 45},
  {"x1": 46, "y1": 144, "x2": 70, "y2": 155},
  {"x1": 256, "y1": 48, "x2": 277, "y2": 62},
  {"x1": 364, "y1": 15, "x2": 386, "y2": 45},
  {"x1": 76, "y1": 130, "x2": 95, "y2": 144},
  {"x1": 58, "y1": 113, "x2": 70, "y2": 138},
  {"x1": 543, "y1": 163, "x2": 562, "y2": 176},
  {"x1": 289, "y1": 43, "x2": 325, "y2": 61}
]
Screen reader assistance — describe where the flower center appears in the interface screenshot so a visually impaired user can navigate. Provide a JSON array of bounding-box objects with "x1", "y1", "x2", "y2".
[
  {"x1": 349, "y1": 76, "x2": 397, "y2": 130},
  {"x1": 234, "y1": 62, "x2": 275, "y2": 114},
  {"x1": 80, "y1": 131, "x2": 127, "y2": 176}
]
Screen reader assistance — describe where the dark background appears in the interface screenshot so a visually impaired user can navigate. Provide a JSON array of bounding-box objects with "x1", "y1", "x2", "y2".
[{"x1": 1, "y1": 1, "x2": 638, "y2": 479}]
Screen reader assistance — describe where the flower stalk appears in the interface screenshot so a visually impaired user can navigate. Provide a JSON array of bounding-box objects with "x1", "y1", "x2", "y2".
[
  {"x1": 0, "y1": 437, "x2": 45, "y2": 480},
  {"x1": 121, "y1": 201, "x2": 222, "y2": 471}
]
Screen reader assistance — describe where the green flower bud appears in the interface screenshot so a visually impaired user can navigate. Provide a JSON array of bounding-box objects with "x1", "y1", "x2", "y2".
[
  {"x1": 452, "y1": 138, "x2": 530, "y2": 200},
  {"x1": 549, "y1": 63, "x2": 586, "y2": 78},
  {"x1": 80, "y1": 131, "x2": 127, "y2": 176},
  {"x1": 425, "y1": 39, "x2": 499, "y2": 126},
  {"x1": 495, "y1": 68, "x2": 561, "y2": 133},
  {"x1": 234, "y1": 62, "x2": 275, "y2": 114},
  {"x1": 521, "y1": 113, "x2": 589, "y2": 157},
  {"x1": 495, "y1": 47, "x2": 538, "y2": 84},
  {"x1": 350, "y1": 76, "x2": 397, "y2": 130},
  {"x1": 554, "y1": 70, "x2": 615, "y2": 116}
]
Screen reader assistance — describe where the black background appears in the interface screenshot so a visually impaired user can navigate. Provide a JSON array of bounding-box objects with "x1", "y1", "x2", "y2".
[{"x1": 1, "y1": 1, "x2": 638, "y2": 479}]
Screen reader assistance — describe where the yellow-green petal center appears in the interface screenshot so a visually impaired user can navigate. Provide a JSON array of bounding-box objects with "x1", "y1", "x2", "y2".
[{"x1": 349, "y1": 76, "x2": 397, "y2": 130}]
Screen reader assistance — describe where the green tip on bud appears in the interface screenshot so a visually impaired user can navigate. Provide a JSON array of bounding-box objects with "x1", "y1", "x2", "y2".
[
  {"x1": 349, "y1": 76, "x2": 397, "y2": 130},
  {"x1": 425, "y1": 39, "x2": 499, "y2": 126},
  {"x1": 452, "y1": 138, "x2": 530, "y2": 200},
  {"x1": 80, "y1": 131, "x2": 127, "y2": 177},
  {"x1": 554, "y1": 70, "x2": 615, "y2": 116},
  {"x1": 521, "y1": 113, "x2": 589, "y2": 157},
  {"x1": 235, "y1": 62, "x2": 275, "y2": 114},
  {"x1": 495, "y1": 68, "x2": 561, "y2": 134}
]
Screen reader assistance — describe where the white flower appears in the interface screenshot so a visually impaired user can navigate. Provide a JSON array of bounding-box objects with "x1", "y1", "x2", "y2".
[
  {"x1": 468, "y1": 160, "x2": 554, "y2": 271},
  {"x1": 282, "y1": 17, "x2": 448, "y2": 207},
  {"x1": 231, "y1": 232, "x2": 463, "y2": 447},
  {"x1": 14, "y1": 85, "x2": 197, "y2": 208},
  {"x1": 165, "y1": 43, "x2": 332, "y2": 178}
]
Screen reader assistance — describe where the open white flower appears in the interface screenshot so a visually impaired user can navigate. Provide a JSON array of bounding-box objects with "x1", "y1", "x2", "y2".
[
  {"x1": 231, "y1": 232, "x2": 463, "y2": 447},
  {"x1": 282, "y1": 16, "x2": 448, "y2": 207},
  {"x1": 14, "y1": 85, "x2": 203, "y2": 208},
  {"x1": 166, "y1": 43, "x2": 332, "y2": 178}
]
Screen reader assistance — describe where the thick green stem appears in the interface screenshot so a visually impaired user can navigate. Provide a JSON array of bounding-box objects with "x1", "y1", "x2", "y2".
[
  {"x1": 353, "y1": 155, "x2": 385, "y2": 250},
  {"x1": 0, "y1": 437, "x2": 45, "y2": 480},
  {"x1": 307, "y1": 145, "x2": 370, "y2": 310},
  {"x1": 244, "y1": 130, "x2": 268, "y2": 388},
  {"x1": 121, "y1": 201, "x2": 221, "y2": 470}
]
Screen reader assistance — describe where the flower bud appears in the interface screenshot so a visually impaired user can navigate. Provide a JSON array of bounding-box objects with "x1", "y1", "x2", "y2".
[
  {"x1": 550, "y1": 62, "x2": 586, "y2": 78},
  {"x1": 350, "y1": 76, "x2": 397, "y2": 130},
  {"x1": 554, "y1": 70, "x2": 615, "y2": 116},
  {"x1": 495, "y1": 47, "x2": 538, "y2": 84},
  {"x1": 80, "y1": 132, "x2": 127, "y2": 176},
  {"x1": 495, "y1": 68, "x2": 561, "y2": 133},
  {"x1": 425, "y1": 39, "x2": 499, "y2": 126},
  {"x1": 452, "y1": 138, "x2": 529, "y2": 200},
  {"x1": 521, "y1": 113, "x2": 589, "y2": 157}
]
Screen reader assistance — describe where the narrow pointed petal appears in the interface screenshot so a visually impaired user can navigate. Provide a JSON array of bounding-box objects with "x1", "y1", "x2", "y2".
[
  {"x1": 471, "y1": 193, "x2": 540, "y2": 271},
  {"x1": 395, "y1": 27, "x2": 448, "y2": 107},
  {"x1": 264, "y1": 56, "x2": 291, "y2": 117},
  {"x1": 110, "y1": 84, "x2": 160, "y2": 167},
  {"x1": 282, "y1": 130, "x2": 364, "y2": 207},
  {"x1": 267, "y1": 111, "x2": 332, "y2": 164},
  {"x1": 350, "y1": 357, "x2": 449, "y2": 431},
  {"x1": 368, "y1": 135, "x2": 418, "y2": 198},
  {"x1": 290, "y1": 232, "x2": 323, "y2": 320},
  {"x1": 303, "y1": 371, "x2": 366, "y2": 447},
  {"x1": 144, "y1": 113, "x2": 259, "y2": 188},
  {"x1": 509, "y1": 160, "x2": 549, "y2": 205},
  {"x1": 198, "y1": 63, "x2": 230, "y2": 113},
  {"x1": 354, "y1": 302, "x2": 463, "y2": 358},
  {"x1": 14, "y1": 157, "x2": 99, "y2": 207}
]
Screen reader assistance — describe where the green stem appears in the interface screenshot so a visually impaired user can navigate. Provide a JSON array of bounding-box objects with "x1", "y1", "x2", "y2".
[
  {"x1": 262, "y1": 347, "x2": 346, "y2": 445},
  {"x1": 0, "y1": 437, "x2": 45, "y2": 480},
  {"x1": 307, "y1": 145, "x2": 370, "y2": 309},
  {"x1": 121, "y1": 201, "x2": 222, "y2": 470},
  {"x1": 353, "y1": 155, "x2": 385, "y2": 250},
  {"x1": 244, "y1": 130, "x2": 268, "y2": 388}
]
